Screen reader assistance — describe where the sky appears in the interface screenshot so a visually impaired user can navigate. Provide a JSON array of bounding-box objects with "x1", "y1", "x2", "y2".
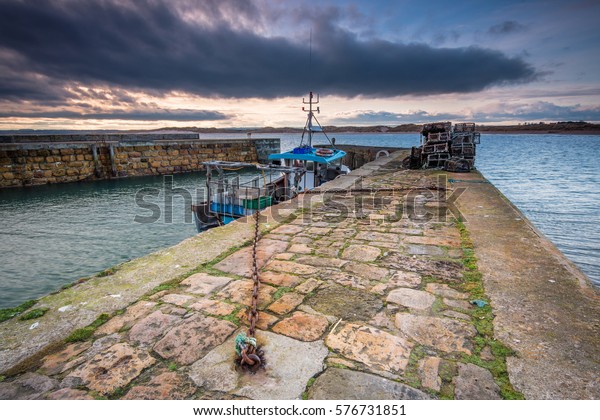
[{"x1": 0, "y1": 0, "x2": 599, "y2": 130}]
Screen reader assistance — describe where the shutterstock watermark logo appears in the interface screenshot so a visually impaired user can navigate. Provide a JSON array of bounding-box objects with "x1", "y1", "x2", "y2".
[
  {"x1": 134, "y1": 175, "x2": 200, "y2": 224},
  {"x1": 132, "y1": 174, "x2": 466, "y2": 225}
]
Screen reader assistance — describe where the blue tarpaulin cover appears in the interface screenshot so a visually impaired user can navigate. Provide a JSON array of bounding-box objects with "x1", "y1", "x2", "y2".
[{"x1": 269, "y1": 148, "x2": 346, "y2": 164}]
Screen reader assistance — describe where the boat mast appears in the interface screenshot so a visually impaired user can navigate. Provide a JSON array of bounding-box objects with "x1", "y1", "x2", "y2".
[{"x1": 302, "y1": 91, "x2": 319, "y2": 147}]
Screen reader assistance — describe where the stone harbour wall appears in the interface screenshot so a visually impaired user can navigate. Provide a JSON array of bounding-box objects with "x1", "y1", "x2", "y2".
[
  {"x1": 314, "y1": 143, "x2": 405, "y2": 170},
  {"x1": 0, "y1": 135, "x2": 280, "y2": 188}
]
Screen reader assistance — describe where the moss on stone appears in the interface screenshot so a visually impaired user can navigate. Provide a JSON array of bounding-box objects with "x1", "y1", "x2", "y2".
[
  {"x1": 19, "y1": 307, "x2": 49, "y2": 321},
  {"x1": 454, "y1": 218, "x2": 524, "y2": 400},
  {"x1": 430, "y1": 296, "x2": 445, "y2": 314},
  {"x1": 218, "y1": 311, "x2": 241, "y2": 327},
  {"x1": 272, "y1": 286, "x2": 294, "y2": 301},
  {"x1": 57, "y1": 277, "x2": 90, "y2": 293},
  {"x1": 0, "y1": 300, "x2": 37, "y2": 323},
  {"x1": 403, "y1": 346, "x2": 425, "y2": 391},
  {"x1": 97, "y1": 267, "x2": 118, "y2": 277},
  {"x1": 301, "y1": 376, "x2": 317, "y2": 400},
  {"x1": 327, "y1": 362, "x2": 349, "y2": 370},
  {"x1": 65, "y1": 313, "x2": 111, "y2": 343},
  {"x1": 108, "y1": 386, "x2": 126, "y2": 400}
]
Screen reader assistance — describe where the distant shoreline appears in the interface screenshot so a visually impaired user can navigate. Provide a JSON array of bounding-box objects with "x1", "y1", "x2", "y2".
[{"x1": 2, "y1": 122, "x2": 599, "y2": 136}]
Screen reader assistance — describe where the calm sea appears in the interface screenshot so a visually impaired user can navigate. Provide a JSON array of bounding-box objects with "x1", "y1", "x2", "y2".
[{"x1": 0, "y1": 133, "x2": 598, "y2": 308}]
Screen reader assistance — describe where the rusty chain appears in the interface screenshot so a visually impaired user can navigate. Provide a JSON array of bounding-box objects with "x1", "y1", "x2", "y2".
[
  {"x1": 248, "y1": 208, "x2": 261, "y2": 338},
  {"x1": 235, "y1": 208, "x2": 263, "y2": 371}
]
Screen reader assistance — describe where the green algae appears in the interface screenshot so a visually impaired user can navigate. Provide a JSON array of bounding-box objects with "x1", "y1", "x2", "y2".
[
  {"x1": 272, "y1": 286, "x2": 294, "y2": 301},
  {"x1": 0, "y1": 300, "x2": 37, "y2": 323},
  {"x1": 455, "y1": 218, "x2": 524, "y2": 400},
  {"x1": 218, "y1": 311, "x2": 241, "y2": 327},
  {"x1": 97, "y1": 267, "x2": 118, "y2": 277},
  {"x1": 301, "y1": 376, "x2": 317, "y2": 400},
  {"x1": 65, "y1": 313, "x2": 111, "y2": 343},
  {"x1": 403, "y1": 346, "x2": 425, "y2": 391},
  {"x1": 19, "y1": 307, "x2": 49, "y2": 321}
]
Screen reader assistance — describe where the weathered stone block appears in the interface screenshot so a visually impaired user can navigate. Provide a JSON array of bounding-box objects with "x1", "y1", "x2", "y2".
[
  {"x1": 386, "y1": 288, "x2": 436, "y2": 310},
  {"x1": 395, "y1": 313, "x2": 476, "y2": 355},
  {"x1": 342, "y1": 244, "x2": 382, "y2": 262},
  {"x1": 326, "y1": 323, "x2": 413, "y2": 374},
  {"x1": 188, "y1": 330, "x2": 328, "y2": 400},
  {"x1": 268, "y1": 292, "x2": 305, "y2": 315},
  {"x1": 128, "y1": 310, "x2": 182, "y2": 346},
  {"x1": 454, "y1": 363, "x2": 502, "y2": 399},
  {"x1": 65, "y1": 343, "x2": 155, "y2": 395},
  {"x1": 308, "y1": 368, "x2": 429, "y2": 400},
  {"x1": 272, "y1": 311, "x2": 329, "y2": 341},
  {"x1": 153, "y1": 314, "x2": 236, "y2": 365},
  {"x1": 181, "y1": 273, "x2": 233, "y2": 295},
  {"x1": 124, "y1": 369, "x2": 196, "y2": 400}
]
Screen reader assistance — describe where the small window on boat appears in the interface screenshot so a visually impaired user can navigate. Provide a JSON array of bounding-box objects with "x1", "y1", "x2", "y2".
[{"x1": 305, "y1": 161, "x2": 315, "y2": 171}]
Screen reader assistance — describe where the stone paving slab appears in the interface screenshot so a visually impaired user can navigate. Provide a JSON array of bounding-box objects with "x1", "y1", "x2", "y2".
[
  {"x1": 341, "y1": 245, "x2": 381, "y2": 262},
  {"x1": 64, "y1": 343, "x2": 155, "y2": 395},
  {"x1": 418, "y1": 356, "x2": 442, "y2": 392},
  {"x1": 216, "y1": 280, "x2": 277, "y2": 308},
  {"x1": 38, "y1": 341, "x2": 91, "y2": 376},
  {"x1": 0, "y1": 372, "x2": 59, "y2": 400},
  {"x1": 153, "y1": 314, "x2": 236, "y2": 365},
  {"x1": 95, "y1": 301, "x2": 158, "y2": 336},
  {"x1": 264, "y1": 260, "x2": 320, "y2": 276},
  {"x1": 395, "y1": 313, "x2": 476, "y2": 355},
  {"x1": 188, "y1": 330, "x2": 328, "y2": 400},
  {"x1": 454, "y1": 363, "x2": 502, "y2": 400},
  {"x1": 128, "y1": 310, "x2": 182, "y2": 347},
  {"x1": 308, "y1": 368, "x2": 429, "y2": 400},
  {"x1": 123, "y1": 368, "x2": 197, "y2": 400},
  {"x1": 181, "y1": 273, "x2": 233, "y2": 295},
  {"x1": 214, "y1": 239, "x2": 288, "y2": 277},
  {"x1": 272, "y1": 311, "x2": 329, "y2": 341},
  {"x1": 190, "y1": 299, "x2": 237, "y2": 316},
  {"x1": 326, "y1": 323, "x2": 413, "y2": 375},
  {"x1": 260, "y1": 272, "x2": 304, "y2": 288},
  {"x1": 267, "y1": 293, "x2": 305, "y2": 315},
  {"x1": 386, "y1": 288, "x2": 436, "y2": 311}
]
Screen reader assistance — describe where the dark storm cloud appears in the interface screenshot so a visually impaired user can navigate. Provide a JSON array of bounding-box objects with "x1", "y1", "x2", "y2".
[
  {"x1": 0, "y1": 109, "x2": 229, "y2": 121},
  {"x1": 0, "y1": 0, "x2": 538, "y2": 104}
]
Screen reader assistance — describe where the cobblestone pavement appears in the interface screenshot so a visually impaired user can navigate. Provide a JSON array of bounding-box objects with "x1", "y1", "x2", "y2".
[{"x1": 0, "y1": 162, "x2": 514, "y2": 400}]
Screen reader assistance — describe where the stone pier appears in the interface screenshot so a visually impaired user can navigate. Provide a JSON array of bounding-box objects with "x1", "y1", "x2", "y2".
[{"x1": 0, "y1": 151, "x2": 598, "y2": 400}]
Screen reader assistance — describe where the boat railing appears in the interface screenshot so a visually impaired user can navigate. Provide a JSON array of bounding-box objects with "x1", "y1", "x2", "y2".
[{"x1": 202, "y1": 161, "x2": 305, "y2": 219}]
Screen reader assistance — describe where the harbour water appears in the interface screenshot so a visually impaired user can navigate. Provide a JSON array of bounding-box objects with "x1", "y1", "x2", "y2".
[{"x1": 0, "y1": 133, "x2": 598, "y2": 308}]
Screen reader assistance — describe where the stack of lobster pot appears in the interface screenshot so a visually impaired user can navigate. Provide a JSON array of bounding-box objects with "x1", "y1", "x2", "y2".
[
  {"x1": 448, "y1": 123, "x2": 479, "y2": 170},
  {"x1": 420, "y1": 122, "x2": 452, "y2": 168},
  {"x1": 418, "y1": 122, "x2": 480, "y2": 172}
]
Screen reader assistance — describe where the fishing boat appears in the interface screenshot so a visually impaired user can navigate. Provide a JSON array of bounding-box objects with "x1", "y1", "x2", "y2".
[
  {"x1": 192, "y1": 92, "x2": 350, "y2": 231},
  {"x1": 267, "y1": 92, "x2": 350, "y2": 191}
]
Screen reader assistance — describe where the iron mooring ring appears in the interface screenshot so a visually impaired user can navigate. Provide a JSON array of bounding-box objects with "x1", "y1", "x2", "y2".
[{"x1": 237, "y1": 345, "x2": 265, "y2": 374}]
